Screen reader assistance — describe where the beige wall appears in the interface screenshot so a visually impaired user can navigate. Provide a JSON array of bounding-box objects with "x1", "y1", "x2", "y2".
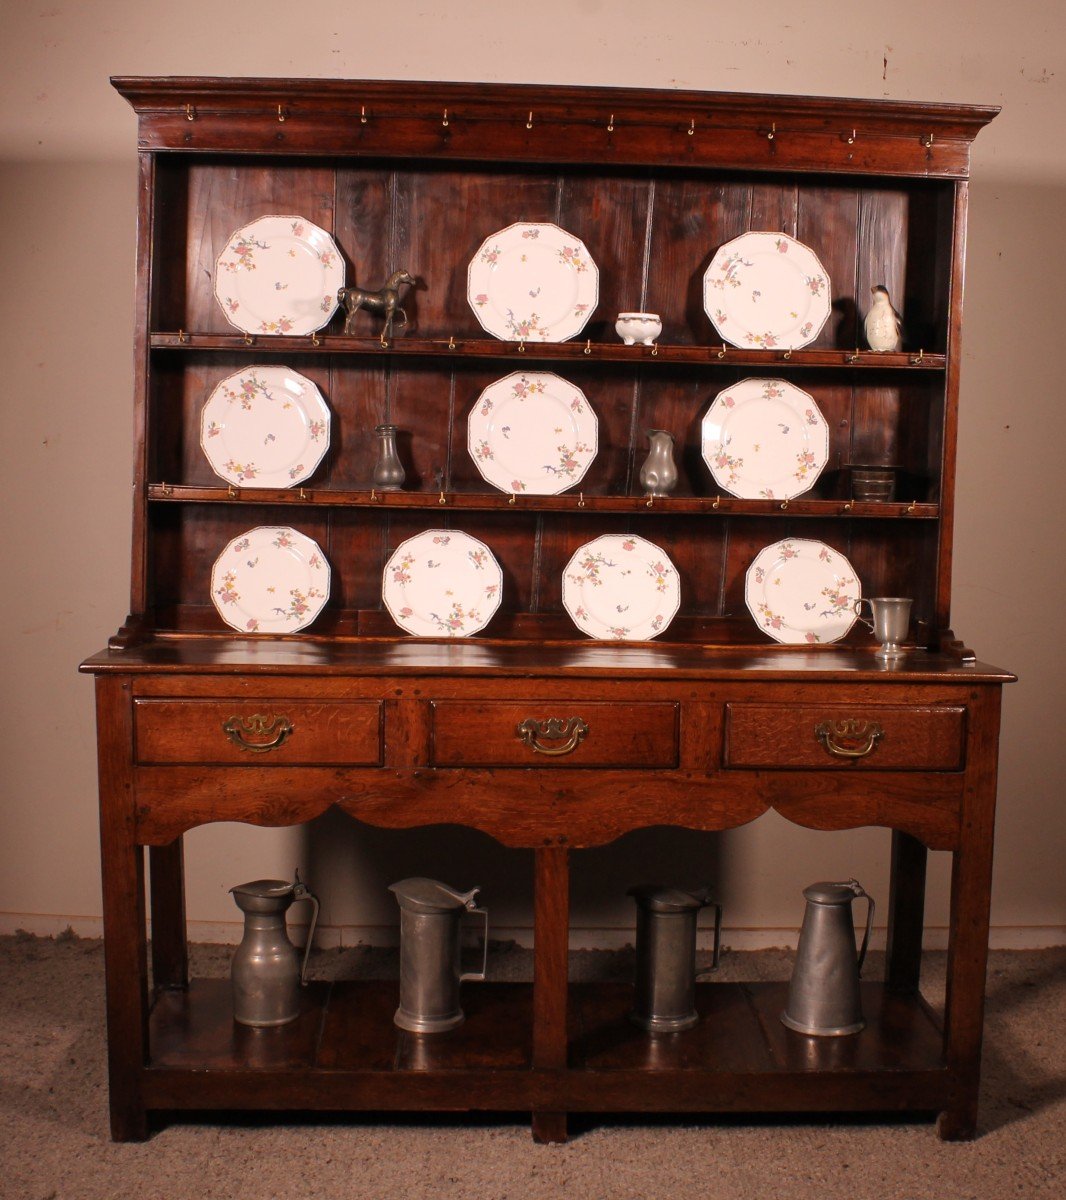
[{"x1": 1, "y1": 1, "x2": 1062, "y2": 947}]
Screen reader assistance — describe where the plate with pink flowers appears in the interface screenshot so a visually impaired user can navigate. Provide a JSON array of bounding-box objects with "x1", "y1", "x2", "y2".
[
  {"x1": 744, "y1": 538, "x2": 860, "y2": 644},
  {"x1": 468, "y1": 371, "x2": 597, "y2": 495},
  {"x1": 701, "y1": 377, "x2": 828, "y2": 500},
  {"x1": 210, "y1": 526, "x2": 330, "y2": 634},
  {"x1": 214, "y1": 215, "x2": 345, "y2": 336},
  {"x1": 562, "y1": 534, "x2": 680, "y2": 641},
  {"x1": 382, "y1": 530, "x2": 503, "y2": 637},
  {"x1": 467, "y1": 222, "x2": 598, "y2": 342},
  {"x1": 200, "y1": 365, "x2": 331, "y2": 488},
  {"x1": 703, "y1": 231, "x2": 831, "y2": 350}
]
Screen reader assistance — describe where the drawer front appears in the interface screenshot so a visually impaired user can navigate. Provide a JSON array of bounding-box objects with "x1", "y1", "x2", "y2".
[
  {"x1": 134, "y1": 699, "x2": 383, "y2": 765},
  {"x1": 429, "y1": 701, "x2": 679, "y2": 768},
  {"x1": 724, "y1": 704, "x2": 966, "y2": 771}
]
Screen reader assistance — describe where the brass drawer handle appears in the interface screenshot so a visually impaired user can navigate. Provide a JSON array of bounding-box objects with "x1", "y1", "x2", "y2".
[
  {"x1": 516, "y1": 716, "x2": 589, "y2": 757},
  {"x1": 222, "y1": 713, "x2": 295, "y2": 753},
  {"x1": 815, "y1": 719, "x2": 884, "y2": 760}
]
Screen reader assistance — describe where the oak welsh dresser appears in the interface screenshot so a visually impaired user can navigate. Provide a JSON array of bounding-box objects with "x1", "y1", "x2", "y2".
[{"x1": 82, "y1": 76, "x2": 1012, "y2": 1143}]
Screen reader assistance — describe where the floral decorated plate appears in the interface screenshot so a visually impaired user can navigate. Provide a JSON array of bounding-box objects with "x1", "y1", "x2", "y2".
[
  {"x1": 210, "y1": 526, "x2": 330, "y2": 634},
  {"x1": 744, "y1": 538, "x2": 860, "y2": 645},
  {"x1": 468, "y1": 372, "x2": 597, "y2": 495},
  {"x1": 703, "y1": 231, "x2": 831, "y2": 350},
  {"x1": 701, "y1": 377, "x2": 828, "y2": 500},
  {"x1": 214, "y1": 215, "x2": 344, "y2": 336},
  {"x1": 382, "y1": 530, "x2": 503, "y2": 637},
  {"x1": 200, "y1": 366, "x2": 331, "y2": 488},
  {"x1": 562, "y1": 534, "x2": 680, "y2": 641},
  {"x1": 467, "y1": 222, "x2": 598, "y2": 342}
]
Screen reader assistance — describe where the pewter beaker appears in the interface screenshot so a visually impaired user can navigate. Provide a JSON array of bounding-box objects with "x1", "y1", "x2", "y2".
[
  {"x1": 781, "y1": 879, "x2": 874, "y2": 1036},
  {"x1": 389, "y1": 877, "x2": 488, "y2": 1033},
  {"x1": 853, "y1": 596, "x2": 912, "y2": 659},
  {"x1": 229, "y1": 873, "x2": 320, "y2": 1027},
  {"x1": 629, "y1": 885, "x2": 723, "y2": 1032}
]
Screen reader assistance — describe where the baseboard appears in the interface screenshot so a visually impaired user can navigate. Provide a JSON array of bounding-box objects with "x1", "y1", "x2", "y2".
[{"x1": 1, "y1": 911, "x2": 1063, "y2": 950}]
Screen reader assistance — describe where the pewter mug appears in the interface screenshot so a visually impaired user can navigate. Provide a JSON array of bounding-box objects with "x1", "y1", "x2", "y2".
[
  {"x1": 853, "y1": 596, "x2": 912, "y2": 659},
  {"x1": 389, "y1": 877, "x2": 488, "y2": 1033},
  {"x1": 781, "y1": 879, "x2": 874, "y2": 1036},
  {"x1": 629, "y1": 885, "x2": 723, "y2": 1032},
  {"x1": 229, "y1": 873, "x2": 320, "y2": 1027}
]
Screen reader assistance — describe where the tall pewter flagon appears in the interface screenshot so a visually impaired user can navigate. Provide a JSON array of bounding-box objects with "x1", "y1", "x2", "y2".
[
  {"x1": 390, "y1": 877, "x2": 489, "y2": 1033},
  {"x1": 781, "y1": 879, "x2": 874, "y2": 1036},
  {"x1": 629, "y1": 885, "x2": 723, "y2": 1032},
  {"x1": 229, "y1": 873, "x2": 320, "y2": 1027}
]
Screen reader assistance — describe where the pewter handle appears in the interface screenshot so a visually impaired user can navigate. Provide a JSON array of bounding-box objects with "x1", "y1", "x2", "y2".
[
  {"x1": 847, "y1": 879, "x2": 875, "y2": 976},
  {"x1": 460, "y1": 906, "x2": 490, "y2": 983},
  {"x1": 852, "y1": 597, "x2": 875, "y2": 633},
  {"x1": 694, "y1": 900, "x2": 724, "y2": 980},
  {"x1": 291, "y1": 880, "x2": 320, "y2": 988}
]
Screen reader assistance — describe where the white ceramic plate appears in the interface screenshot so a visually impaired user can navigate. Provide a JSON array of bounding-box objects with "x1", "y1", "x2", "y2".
[
  {"x1": 703, "y1": 231, "x2": 831, "y2": 350},
  {"x1": 701, "y1": 377, "x2": 828, "y2": 500},
  {"x1": 200, "y1": 366, "x2": 331, "y2": 488},
  {"x1": 214, "y1": 215, "x2": 344, "y2": 336},
  {"x1": 210, "y1": 526, "x2": 330, "y2": 634},
  {"x1": 744, "y1": 538, "x2": 860, "y2": 644},
  {"x1": 468, "y1": 372, "x2": 597, "y2": 495},
  {"x1": 562, "y1": 534, "x2": 680, "y2": 641},
  {"x1": 467, "y1": 222, "x2": 598, "y2": 342},
  {"x1": 382, "y1": 530, "x2": 503, "y2": 637}
]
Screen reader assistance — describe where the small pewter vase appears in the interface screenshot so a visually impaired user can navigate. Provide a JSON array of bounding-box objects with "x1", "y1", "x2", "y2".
[
  {"x1": 389, "y1": 877, "x2": 489, "y2": 1033},
  {"x1": 372, "y1": 423, "x2": 406, "y2": 490},
  {"x1": 781, "y1": 879, "x2": 874, "y2": 1036},
  {"x1": 629, "y1": 885, "x2": 723, "y2": 1032},
  {"x1": 639, "y1": 429, "x2": 679, "y2": 496},
  {"x1": 229, "y1": 873, "x2": 320, "y2": 1027}
]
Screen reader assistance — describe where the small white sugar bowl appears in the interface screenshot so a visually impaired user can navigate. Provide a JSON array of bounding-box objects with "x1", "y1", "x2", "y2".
[{"x1": 615, "y1": 312, "x2": 662, "y2": 346}]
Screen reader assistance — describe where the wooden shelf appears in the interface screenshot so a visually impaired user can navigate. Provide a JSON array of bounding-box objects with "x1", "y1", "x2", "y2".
[
  {"x1": 149, "y1": 332, "x2": 946, "y2": 371},
  {"x1": 143, "y1": 978, "x2": 952, "y2": 1117},
  {"x1": 146, "y1": 484, "x2": 939, "y2": 519}
]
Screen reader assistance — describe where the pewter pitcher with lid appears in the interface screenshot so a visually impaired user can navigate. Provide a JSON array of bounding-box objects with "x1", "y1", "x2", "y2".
[
  {"x1": 781, "y1": 879, "x2": 874, "y2": 1036},
  {"x1": 389, "y1": 877, "x2": 489, "y2": 1033},
  {"x1": 629, "y1": 884, "x2": 723, "y2": 1032},
  {"x1": 229, "y1": 872, "x2": 320, "y2": 1027}
]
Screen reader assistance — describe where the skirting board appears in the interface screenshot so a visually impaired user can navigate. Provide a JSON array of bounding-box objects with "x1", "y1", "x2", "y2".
[{"x1": 1, "y1": 912, "x2": 1064, "y2": 950}]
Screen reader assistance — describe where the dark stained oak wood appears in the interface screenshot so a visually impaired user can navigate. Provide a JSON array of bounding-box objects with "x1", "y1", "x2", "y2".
[{"x1": 87, "y1": 76, "x2": 1008, "y2": 1144}]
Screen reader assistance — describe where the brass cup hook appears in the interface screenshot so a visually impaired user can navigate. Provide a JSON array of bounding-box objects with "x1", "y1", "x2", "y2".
[
  {"x1": 277, "y1": 105, "x2": 286, "y2": 123},
  {"x1": 360, "y1": 105, "x2": 367, "y2": 124},
  {"x1": 607, "y1": 114, "x2": 615, "y2": 133},
  {"x1": 442, "y1": 108, "x2": 449, "y2": 127},
  {"x1": 526, "y1": 111, "x2": 534, "y2": 130}
]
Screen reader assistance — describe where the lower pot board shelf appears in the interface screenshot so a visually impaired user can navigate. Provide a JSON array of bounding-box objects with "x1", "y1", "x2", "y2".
[{"x1": 143, "y1": 979, "x2": 953, "y2": 1119}]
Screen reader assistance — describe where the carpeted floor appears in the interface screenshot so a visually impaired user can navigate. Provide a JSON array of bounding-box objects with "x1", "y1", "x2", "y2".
[{"x1": 0, "y1": 933, "x2": 1062, "y2": 1200}]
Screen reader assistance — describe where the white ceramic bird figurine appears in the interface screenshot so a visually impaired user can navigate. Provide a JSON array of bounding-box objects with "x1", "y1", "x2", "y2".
[{"x1": 864, "y1": 284, "x2": 903, "y2": 352}]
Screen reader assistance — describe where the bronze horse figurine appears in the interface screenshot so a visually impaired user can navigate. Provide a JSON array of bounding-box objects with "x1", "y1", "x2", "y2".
[{"x1": 338, "y1": 270, "x2": 416, "y2": 339}]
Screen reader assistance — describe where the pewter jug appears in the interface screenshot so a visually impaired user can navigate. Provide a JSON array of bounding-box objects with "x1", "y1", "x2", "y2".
[
  {"x1": 629, "y1": 885, "x2": 723, "y2": 1032},
  {"x1": 372, "y1": 423, "x2": 406, "y2": 490},
  {"x1": 229, "y1": 873, "x2": 320, "y2": 1027},
  {"x1": 389, "y1": 877, "x2": 489, "y2": 1033},
  {"x1": 781, "y1": 879, "x2": 874, "y2": 1036},
  {"x1": 639, "y1": 429, "x2": 679, "y2": 496}
]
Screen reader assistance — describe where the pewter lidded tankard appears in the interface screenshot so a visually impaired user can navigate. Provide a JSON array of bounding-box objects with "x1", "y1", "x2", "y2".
[
  {"x1": 781, "y1": 879, "x2": 874, "y2": 1036},
  {"x1": 629, "y1": 885, "x2": 723, "y2": 1032},
  {"x1": 229, "y1": 873, "x2": 320, "y2": 1027},
  {"x1": 389, "y1": 877, "x2": 489, "y2": 1033}
]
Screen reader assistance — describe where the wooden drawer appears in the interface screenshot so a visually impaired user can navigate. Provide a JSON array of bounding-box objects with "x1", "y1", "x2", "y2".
[
  {"x1": 724, "y1": 704, "x2": 966, "y2": 771},
  {"x1": 429, "y1": 701, "x2": 679, "y2": 768},
  {"x1": 134, "y1": 699, "x2": 383, "y2": 765}
]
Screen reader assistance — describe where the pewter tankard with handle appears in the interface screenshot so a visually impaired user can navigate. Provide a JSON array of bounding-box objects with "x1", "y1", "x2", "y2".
[
  {"x1": 229, "y1": 873, "x2": 320, "y2": 1027},
  {"x1": 389, "y1": 877, "x2": 489, "y2": 1033},
  {"x1": 781, "y1": 879, "x2": 874, "y2": 1036},
  {"x1": 629, "y1": 885, "x2": 723, "y2": 1032}
]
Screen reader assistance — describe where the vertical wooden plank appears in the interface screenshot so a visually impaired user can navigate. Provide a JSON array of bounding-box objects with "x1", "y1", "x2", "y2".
[
  {"x1": 937, "y1": 685, "x2": 1002, "y2": 1140},
  {"x1": 646, "y1": 179, "x2": 750, "y2": 345},
  {"x1": 96, "y1": 675, "x2": 150, "y2": 1140},
  {"x1": 798, "y1": 184, "x2": 858, "y2": 349},
  {"x1": 532, "y1": 845, "x2": 569, "y2": 1143},
  {"x1": 885, "y1": 830, "x2": 928, "y2": 994},
  {"x1": 149, "y1": 838, "x2": 189, "y2": 991}
]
